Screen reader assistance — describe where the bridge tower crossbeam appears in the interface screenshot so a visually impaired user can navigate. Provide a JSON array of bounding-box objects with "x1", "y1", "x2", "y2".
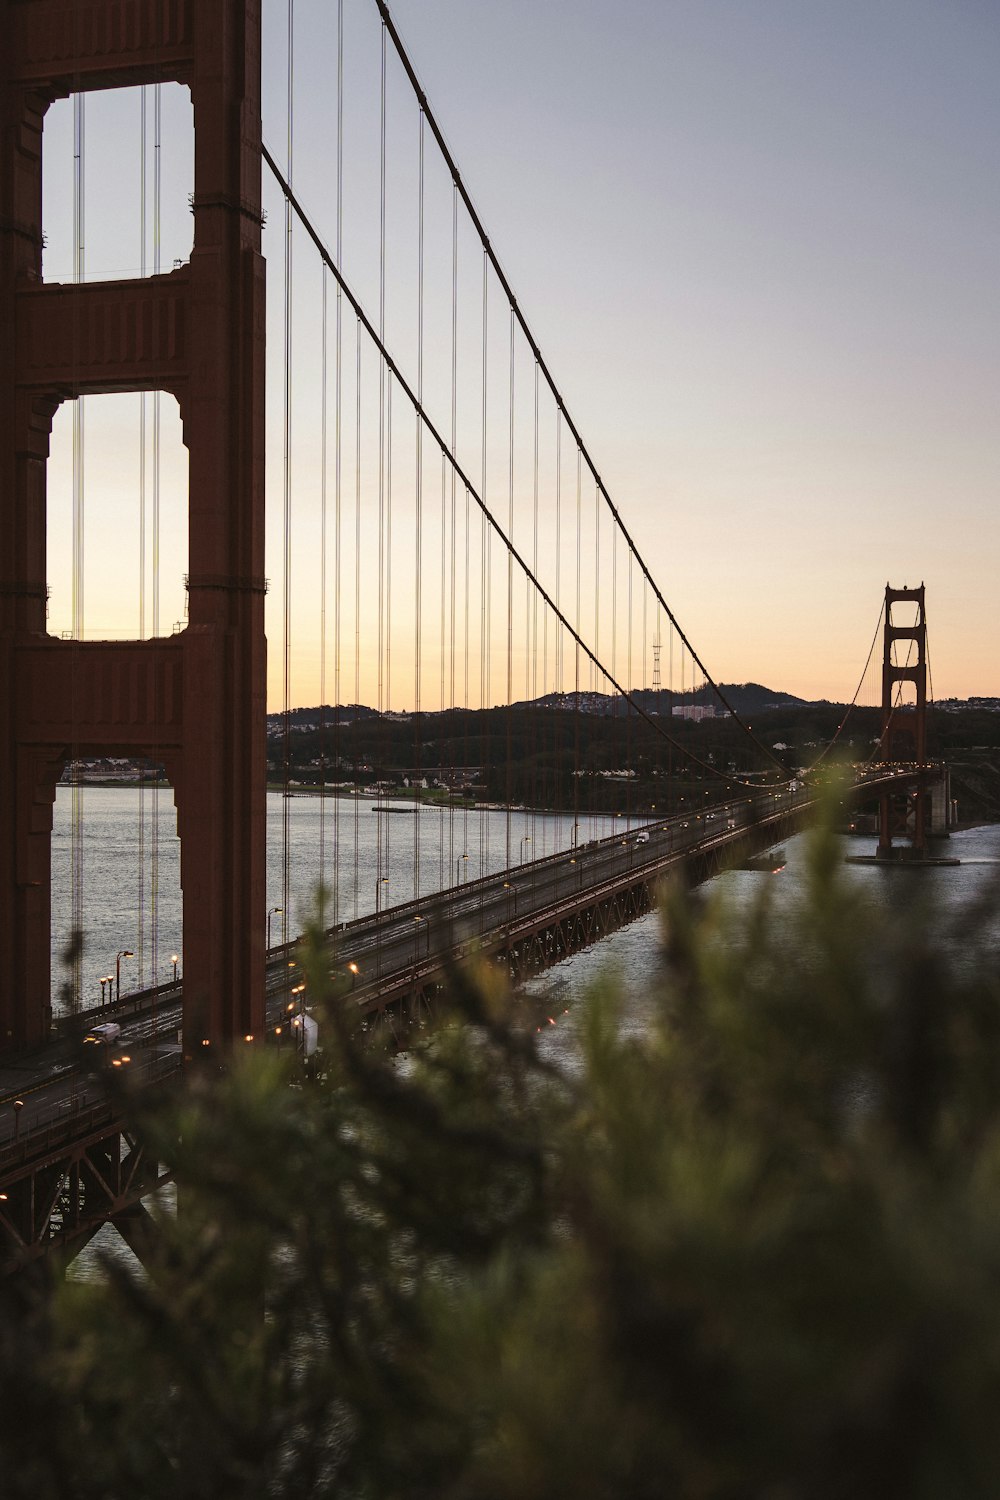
[{"x1": 0, "y1": 0, "x2": 266, "y2": 1052}]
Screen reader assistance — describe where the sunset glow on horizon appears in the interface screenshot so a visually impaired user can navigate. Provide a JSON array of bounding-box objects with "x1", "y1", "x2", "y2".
[{"x1": 39, "y1": 1, "x2": 999, "y2": 711}]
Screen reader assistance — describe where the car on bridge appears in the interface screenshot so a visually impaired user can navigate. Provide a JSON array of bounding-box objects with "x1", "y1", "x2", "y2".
[
  {"x1": 80, "y1": 1023, "x2": 132, "y2": 1072},
  {"x1": 83, "y1": 1022, "x2": 121, "y2": 1048}
]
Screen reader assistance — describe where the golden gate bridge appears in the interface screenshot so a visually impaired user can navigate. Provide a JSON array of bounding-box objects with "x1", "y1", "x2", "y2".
[{"x1": 0, "y1": 0, "x2": 948, "y2": 1273}]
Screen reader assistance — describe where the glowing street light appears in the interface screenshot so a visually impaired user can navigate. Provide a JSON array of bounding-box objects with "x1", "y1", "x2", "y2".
[
  {"x1": 290, "y1": 983, "x2": 307, "y2": 1055},
  {"x1": 347, "y1": 961, "x2": 359, "y2": 990},
  {"x1": 171, "y1": 953, "x2": 180, "y2": 985}
]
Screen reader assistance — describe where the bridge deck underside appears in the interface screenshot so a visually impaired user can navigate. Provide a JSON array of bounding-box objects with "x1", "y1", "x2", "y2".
[{"x1": 0, "y1": 1101, "x2": 171, "y2": 1277}]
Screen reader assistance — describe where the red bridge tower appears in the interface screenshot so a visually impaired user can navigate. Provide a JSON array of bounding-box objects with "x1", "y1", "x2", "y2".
[
  {"x1": 0, "y1": 0, "x2": 266, "y2": 1052},
  {"x1": 877, "y1": 582, "x2": 929, "y2": 859}
]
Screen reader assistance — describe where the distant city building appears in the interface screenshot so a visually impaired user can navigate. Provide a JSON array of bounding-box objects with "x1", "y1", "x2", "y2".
[{"x1": 672, "y1": 705, "x2": 716, "y2": 722}]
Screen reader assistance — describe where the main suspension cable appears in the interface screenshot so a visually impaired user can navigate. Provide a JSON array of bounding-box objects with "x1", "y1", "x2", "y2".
[
  {"x1": 371, "y1": 0, "x2": 787, "y2": 777},
  {"x1": 807, "y1": 598, "x2": 885, "y2": 773},
  {"x1": 261, "y1": 147, "x2": 784, "y2": 788}
]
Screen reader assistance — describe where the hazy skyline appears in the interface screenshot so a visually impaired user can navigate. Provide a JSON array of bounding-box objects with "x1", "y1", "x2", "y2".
[{"x1": 41, "y1": 1, "x2": 999, "y2": 708}]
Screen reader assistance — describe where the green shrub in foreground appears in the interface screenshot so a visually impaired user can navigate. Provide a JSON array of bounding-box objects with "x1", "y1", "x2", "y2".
[{"x1": 3, "y1": 813, "x2": 1000, "y2": 1499}]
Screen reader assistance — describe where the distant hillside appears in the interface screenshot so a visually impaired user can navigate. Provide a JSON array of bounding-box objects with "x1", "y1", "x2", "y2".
[
  {"x1": 265, "y1": 704, "x2": 380, "y2": 736},
  {"x1": 699, "y1": 682, "x2": 812, "y2": 715},
  {"x1": 269, "y1": 684, "x2": 812, "y2": 728}
]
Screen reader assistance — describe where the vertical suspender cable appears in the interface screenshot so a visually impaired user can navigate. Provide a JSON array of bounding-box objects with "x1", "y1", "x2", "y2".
[
  {"x1": 282, "y1": 0, "x2": 295, "y2": 948},
  {"x1": 593, "y1": 481, "x2": 600, "y2": 697},
  {"x1": 505, "y1": 306, "x2": 514, "y2": 870},
  {"x1": 386, "y1": 379, "x2": 393, "y2": 884},
  {"x1": 573, "y1": 445, "x2": 581, "y2": 847},
  {"x1": 642, "y1": 576, "x2": 648, "y2": 695},
  {"x1": 138, "y1": 87, "x2": 147, "y2": 983},
  {"x1": 333, "y1": 0, "x2": 344, "y2": 925},
  {"x1": 71, "y1": 90, "x2": 85, "y2": 1006},
  {"x1": 414, "y1": 107, "x2": 425, "y2": 902},
  {"x1": 439, "y1": 448, "x2": 447, "y2": 887},
  {"x1": 353, "y1": 317, "x2": 362, "y2": 918},
  {"x1": 531, "y1": 358, "x2": 539, "y2": 859},
  {"x1": 479, "y1": 247, "x2": 488, "y2": 881},
  {"x1": 149, "y1": 83, "x2": 162, "y2": 986},
  {"x1": 555, "y1": 410, "x2": 561, "y2": 694},
  {"x1": 320, "y1": 270, "x2": 328, "y2": 896},
  {"x1": 612, "y1": 518, "x2": 619, "y2": 823},
  {"x1": 554, "y1": 408, "x2": 561, "y2": 837},
  {"x1": 450, "y1": 183, "x2": 459, "y2": 880},
  {"x1": 669, "y1": 621, "x2": 677, "y2": 800},
  {"x1": 376, "y1": 18, "x2": 387, "y2": 939},
  {"x1": 627, "y1": 549, "x2": 633, "y2": 826},
  {"x1": 463, "y1": 471, "x2": 470, "y2": 878}
]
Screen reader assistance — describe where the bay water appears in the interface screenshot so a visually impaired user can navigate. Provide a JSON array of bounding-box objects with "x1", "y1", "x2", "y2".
[{"x1": 60, "y1": 793, "x2": 998, "y2": 1279}]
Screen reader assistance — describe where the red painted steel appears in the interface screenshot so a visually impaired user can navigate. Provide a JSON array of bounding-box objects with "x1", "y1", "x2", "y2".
[
  {"x1": 877, "y1": 583, "x2": 928, "y2": 857},
  {"x1": 0, "y1": 0, "x2": 266, "y2": 1052}
]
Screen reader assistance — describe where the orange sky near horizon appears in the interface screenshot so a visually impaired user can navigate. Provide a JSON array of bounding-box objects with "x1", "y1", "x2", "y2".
[{"x1": 38, "y1": 0, "x2": 1000, "y2": 711}]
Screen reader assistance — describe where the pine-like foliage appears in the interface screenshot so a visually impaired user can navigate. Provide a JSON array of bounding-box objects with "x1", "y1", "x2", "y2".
[{"x1": 3, "y1": 810, "x2": 1000, "y2": 1499}]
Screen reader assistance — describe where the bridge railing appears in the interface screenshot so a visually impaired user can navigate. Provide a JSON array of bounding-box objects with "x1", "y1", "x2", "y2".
[{"x1": 0, "y1": 1051, "x2": 181, "y2": 1159}]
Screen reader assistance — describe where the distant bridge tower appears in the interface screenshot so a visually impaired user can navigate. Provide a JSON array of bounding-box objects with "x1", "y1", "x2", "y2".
[
  {"x1": 0, "y1": 0, "x2": 266, "y2": 1051},
  {"x1": 877, "y1": 582, "x2": 928, "y2": 858}
]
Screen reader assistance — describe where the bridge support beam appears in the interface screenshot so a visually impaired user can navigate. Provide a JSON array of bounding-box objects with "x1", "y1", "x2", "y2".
[{"x1": 0, "y1": 1, "x2": 266, "y2": 1052}]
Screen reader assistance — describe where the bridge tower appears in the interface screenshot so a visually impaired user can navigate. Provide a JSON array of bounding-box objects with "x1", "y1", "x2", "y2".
[
  {"x1": 877, "y1": 582, "x2": 928, "y2": 859},
  {"x1": 0, "y1": 0, "x2": 266, "y2": 1052}
]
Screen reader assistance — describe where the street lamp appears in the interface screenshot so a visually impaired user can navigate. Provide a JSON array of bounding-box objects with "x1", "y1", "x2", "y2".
[
  {"x1": 503, "y1": 881, "x2": 518, "y2": 918},
  {"x1": 12, "y1": 1099, "x2": 23, "y2": 1142},
  {"x1": 413, "y1": 914, "x2": 431, "y2": 958},
  {"x1": 457, "y1": 852, "x2": 468, "y2": 885},
  {"x1": 519, "y1": 835, "x2": 531, "y2": 864},
  {"x1": 171, "y1": 953, "x2": 179, "y2": 985},
  {"x1": 99, "y1": 976, "x2": 108, "y2": 1006},
  {"x1": 267, "y1": 905, "x2": 284, "y2": 952},
  {"x1": 290, "y1": 983, "x2": 307, "y2": 1056},
  {"x1": 115, "y1": 950, "x2": 134, "y2": 1002},
  {"x1": 375, "y1": 876, "x2": 388, "y2": 918},
  {"x1": 347, "y1": 961, "x2": 359, "y2": 990}
]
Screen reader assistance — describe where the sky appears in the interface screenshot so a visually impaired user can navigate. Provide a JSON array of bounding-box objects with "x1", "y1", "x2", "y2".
[{"x1": 41, "y1": 0, "x2": 1000, "y2": 707}]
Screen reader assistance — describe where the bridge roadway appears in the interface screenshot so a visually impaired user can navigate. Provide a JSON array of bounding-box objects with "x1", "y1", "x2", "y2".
[
  {"x1": 0, "y1": 766, "x2": 940, "y2": 1272},
  {"x1": 0, "y1": 766, "x2": 929, "y2": 1156}
]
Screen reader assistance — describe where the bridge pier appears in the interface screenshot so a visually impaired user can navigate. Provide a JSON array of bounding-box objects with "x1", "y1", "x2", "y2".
[{"x1": 929, "y1": 769, "x2": 951, "y2": 836}]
